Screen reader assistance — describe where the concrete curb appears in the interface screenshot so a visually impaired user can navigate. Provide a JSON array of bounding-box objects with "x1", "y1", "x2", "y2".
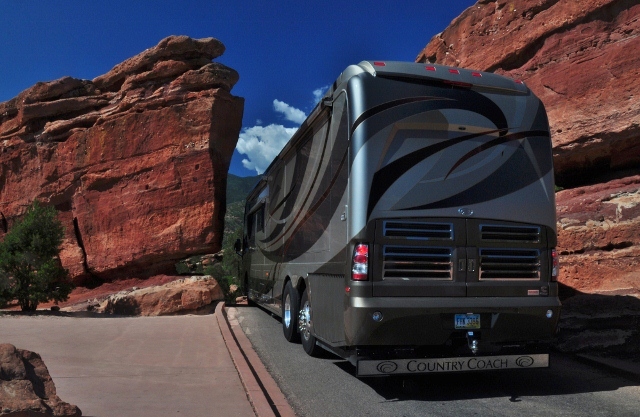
[{"x1": 215, "y1": 303, "x2": 296, "y2": 417}]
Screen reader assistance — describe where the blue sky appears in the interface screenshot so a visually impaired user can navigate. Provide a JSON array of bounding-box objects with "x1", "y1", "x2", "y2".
[{"x1": 0, "y1": 0, "x2": 475, "y2": 177}]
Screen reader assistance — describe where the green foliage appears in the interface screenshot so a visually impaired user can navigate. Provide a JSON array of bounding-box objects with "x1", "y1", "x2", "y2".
[
  {"x1": 0, "y1": 201, "x2": 74, "y2": 311},
  {"x1": 182, "y1": 174, "x2": 255, "y2": 304},
  {"x1": 204, "y1": 227, "x2": 243, "y2": 304},
  {"x1": 226, "y1": 174, "x2": 260, "y2": 205}
]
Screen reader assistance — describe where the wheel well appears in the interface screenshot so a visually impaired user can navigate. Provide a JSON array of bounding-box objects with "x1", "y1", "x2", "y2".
[{"x1": 283, "y1": 276, "x2": 305, "y2": 299}]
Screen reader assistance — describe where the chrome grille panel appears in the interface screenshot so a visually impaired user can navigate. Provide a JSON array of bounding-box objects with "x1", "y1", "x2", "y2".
[
  {"x1": 479, "y1": 249, "x2": 540, "y2": 280},
  {"x1": 383, "y1": 246, "x2": 453, "y2": 280},
  {"x1": 383, "y1": 221, "x2": 453, "y2": 240},
  {"x1": 480, "y1": 224, "x2": 540, "y2": 243}
]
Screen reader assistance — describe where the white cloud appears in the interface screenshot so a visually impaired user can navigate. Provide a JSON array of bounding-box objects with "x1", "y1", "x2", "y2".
[
  {"x1": 236, "y1": 124, "x2": 298, "y2": 174},
  {"x1": 237, "y1": 97, "x2": 315, "y2": 175},
  {"x1": 273, "y1": 99, "x2": 307, "y2": 124},
  {"x1": 313, "y1": 85, "x2": 329, "y2": 104}
]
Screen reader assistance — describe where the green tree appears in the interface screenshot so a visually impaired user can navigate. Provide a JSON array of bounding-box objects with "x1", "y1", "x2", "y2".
[{"x1": 0, "y1": 201, "x2": 74, "y2": 311}]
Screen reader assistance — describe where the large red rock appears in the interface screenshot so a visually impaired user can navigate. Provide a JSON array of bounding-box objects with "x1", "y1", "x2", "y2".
[
  {"x1": 416, "y1": 0, "x2": 640, "y2": 295},
  {"x1": 0, "y1": 344, "x2": 81, "y2": 416},
  {"x1": 416, "y1": 0, "x2": 640, "y2": 187},
  {"x1": 0, "y1": 36, "x2": 244, "y2": 284}
]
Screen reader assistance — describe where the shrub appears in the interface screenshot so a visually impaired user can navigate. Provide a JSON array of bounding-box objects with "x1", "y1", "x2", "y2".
[{"x1": 0, "y1": 201, "x2": 74, "y2": 311}]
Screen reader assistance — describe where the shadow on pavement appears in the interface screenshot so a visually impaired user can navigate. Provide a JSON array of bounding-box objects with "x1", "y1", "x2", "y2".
[{"x1": 333, "y1": 352, "x2": 639, "y2": 402}]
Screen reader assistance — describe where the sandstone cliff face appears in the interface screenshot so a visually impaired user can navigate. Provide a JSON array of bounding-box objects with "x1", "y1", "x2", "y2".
[
  {"x1": 417, "y1": 0, "x2": 640, "y2": 294},
  {"x1": 0, "y1": 36, "x2": 244, "y2": 284}
]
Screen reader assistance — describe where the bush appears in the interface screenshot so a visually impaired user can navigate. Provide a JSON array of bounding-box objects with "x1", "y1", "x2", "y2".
[
  {"x1": 204, "y1": 226, "x2": 242, "y2": 304},
  {"x1": 0, "y1": 201, "x2": 74, "y2": 311}
]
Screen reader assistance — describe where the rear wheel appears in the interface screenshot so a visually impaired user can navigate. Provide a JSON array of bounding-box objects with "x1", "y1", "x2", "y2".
[
  {"x1": 282, "y1": 282, "x2": 300, "y2": 342},
  {"x1": 299, "y1": 289, "x2": 323, "y2": 356}
]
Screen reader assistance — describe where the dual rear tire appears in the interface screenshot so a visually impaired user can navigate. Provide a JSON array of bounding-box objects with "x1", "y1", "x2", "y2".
[
  {"x1": 282, "y1": 282, "x2": 300, "y2": 343},
  {"x1": 281, "y1": 282, "x2": 322, "y2": 356}
]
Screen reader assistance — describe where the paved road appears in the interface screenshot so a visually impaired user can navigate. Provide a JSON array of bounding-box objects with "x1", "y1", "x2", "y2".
[
  {"x1": 232, "y1": 305, "x2": 640, "y2": 417},
  {"x1": 1, "y1": 314, "x2": 255, "y2": 417}
]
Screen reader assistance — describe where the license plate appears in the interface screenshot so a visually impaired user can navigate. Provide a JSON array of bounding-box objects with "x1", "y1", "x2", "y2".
[{"x1": 455, "y1": 314, "x2": 480, "y2": 329}]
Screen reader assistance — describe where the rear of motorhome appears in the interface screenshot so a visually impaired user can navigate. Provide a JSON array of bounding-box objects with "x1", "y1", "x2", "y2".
[{"x1": 238, "y1": 61, "x2": 560, "y2": 376}]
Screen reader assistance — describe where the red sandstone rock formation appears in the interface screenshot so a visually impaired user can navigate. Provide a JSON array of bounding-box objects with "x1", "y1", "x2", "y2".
[
  {"x1": 0, "y1": 36, "x2": 244, "y2": 284},
  {"x1": 0, "y1": 344, "x2": 81, "y2": 416},
  {"x1": 417, "y1": 0, "x2": 640, "y2": 294},
  {"x1": 556, "y1": 175, "x2": 640, "y2": 295}
]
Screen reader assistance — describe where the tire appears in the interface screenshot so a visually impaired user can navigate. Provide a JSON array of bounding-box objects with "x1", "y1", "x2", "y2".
[
  {"x1": 282, "y1": 281, "x2": 301, "y2": 342},
  {"x1": 299, "y1": 289, "x2": 323, "y2": 356}
]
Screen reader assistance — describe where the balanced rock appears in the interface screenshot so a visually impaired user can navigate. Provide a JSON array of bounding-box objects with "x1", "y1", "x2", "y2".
[
  {"x1": 0, "y1": 344, "x2": 81, "y2": 416},
  {"x1": 0, "y1": 36, "x2": 244, "y2": 285}
]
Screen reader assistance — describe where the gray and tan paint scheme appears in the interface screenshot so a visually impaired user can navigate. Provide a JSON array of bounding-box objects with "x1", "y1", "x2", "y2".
[{"x1": 241, "y1": 61, "x2": 560, "y2": 363}]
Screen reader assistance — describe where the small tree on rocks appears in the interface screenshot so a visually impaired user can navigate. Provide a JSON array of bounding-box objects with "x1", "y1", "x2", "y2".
[{"x1": 0, "y1": 201, "x2": 74, "y2": 311}]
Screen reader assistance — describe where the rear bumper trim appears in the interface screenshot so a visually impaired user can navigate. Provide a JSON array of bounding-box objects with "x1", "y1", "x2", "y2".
[{"x1": 357, "y1": 353, "x2": 549, "y2": 376}]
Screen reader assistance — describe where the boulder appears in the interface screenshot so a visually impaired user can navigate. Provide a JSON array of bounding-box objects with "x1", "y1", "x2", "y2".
[
  {"x1": 0, "y1": 344, "x2": 81, "y2": 416},
  {"x1": 98, "y1": 275, "x2": 224, "y2": 316},
  {"x1": 0, "y1": 36, "x2": 244, "y2": 285}
]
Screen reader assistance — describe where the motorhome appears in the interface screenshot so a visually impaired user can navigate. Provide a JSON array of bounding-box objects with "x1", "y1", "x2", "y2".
[{"x1": 238, "y1": 61, "x2": 560, "y2": 376}]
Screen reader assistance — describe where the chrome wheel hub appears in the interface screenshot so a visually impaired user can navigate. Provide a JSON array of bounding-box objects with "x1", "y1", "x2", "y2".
[
  {"x1": 298, "y1": 301, "x2": 311, "y2": 340},
  {"x1": 283, "y1": 294, "x2": 291, "y2": 328}
]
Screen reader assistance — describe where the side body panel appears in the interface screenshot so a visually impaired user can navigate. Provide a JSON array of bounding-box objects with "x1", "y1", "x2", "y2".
[{"x1": 243, "y1": 94, "x2": 350, "y2": 343}]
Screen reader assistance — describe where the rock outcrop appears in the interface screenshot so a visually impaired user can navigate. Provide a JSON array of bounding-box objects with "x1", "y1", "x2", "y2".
[
  {"x1": 97, "y1": 275, "x2": 224, "y2": 316},
  {"x1": 0, "y1": 36, "x2": 244, "y2": 284},
  {"x1": 0, "y1": 344, "x2": 81, "y2": 416},
  {"x1": 416, "y1": 0, "x2": 640, "y2": 188},
  {"x1": 416, "y1": 0, "x2": 640, "y2": 294},
  {"x1": 554, "y1": 292, "x2": 640, "y2": 360},
  {"x1": 557, "y1": 175, "x2": 640, "y2": 295}
]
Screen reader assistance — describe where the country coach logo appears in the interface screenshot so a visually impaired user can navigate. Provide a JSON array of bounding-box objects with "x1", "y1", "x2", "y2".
[
  {"x1": 377, "y1": 361, "x2": 398, "y2": 374},
  {"x1": 516, "y1": 356, "x2": 535, "y2": 367}
]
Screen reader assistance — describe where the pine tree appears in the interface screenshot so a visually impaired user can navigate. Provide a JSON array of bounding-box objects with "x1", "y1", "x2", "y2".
[{"x1": 0, "y1": 201, "x2": 74, "y2": 311}]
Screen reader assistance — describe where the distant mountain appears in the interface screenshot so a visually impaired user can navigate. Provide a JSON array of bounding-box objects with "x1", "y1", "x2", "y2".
[
  {"x1": 227, "y1": 174, "x2": 260, "y2": 205},
  {"x1": 223, "y1": 174, "x2": 260, "y2": 242}
]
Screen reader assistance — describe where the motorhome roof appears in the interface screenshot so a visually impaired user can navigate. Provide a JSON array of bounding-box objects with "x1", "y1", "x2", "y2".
[{"x1": 356, "y1": 60, "x2": 529, "y2": 94}]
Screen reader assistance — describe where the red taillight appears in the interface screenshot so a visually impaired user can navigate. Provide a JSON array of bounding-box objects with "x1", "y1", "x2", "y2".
[
  {"x1": 551, "y1": 249, "x2": 559, "y2": 281},
  {"x1": 352, "y1": 243, "x2": 369, "y2": 281},
  {"x1": 374, "y1": 61, "x2": 386, "y2": 67},
  {"x1": 472, "y1": 72, "x2": 482, "y2": 77},
  {"x1": 448, "y1": 68, "x2": 460, "y2": 74},
  {"x1": 425, "y1": 65, "x2": 437, "y2": 71}
]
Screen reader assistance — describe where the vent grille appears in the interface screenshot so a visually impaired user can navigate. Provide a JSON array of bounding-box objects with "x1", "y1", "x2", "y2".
[
  {"x1": 384, "y1": 221, "x2": 453, "y2": 240},
  {"x1": 479, "y1": 249, "x2": 540, "y2": 280},
  {"x1": 480, "y1": 224, "x2": 540, "y2": 243},
  {"x1": 383, "y1": 246, "x2": 452, "y2": 280}
]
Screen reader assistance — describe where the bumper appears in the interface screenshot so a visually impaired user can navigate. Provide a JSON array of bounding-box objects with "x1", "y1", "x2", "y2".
[
  {"x1": 343, "y1": 296, "x2": 561, "y2": 347},
  {"x1": 357, "y1": 353, "x2": 549, "y2": 376}
]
